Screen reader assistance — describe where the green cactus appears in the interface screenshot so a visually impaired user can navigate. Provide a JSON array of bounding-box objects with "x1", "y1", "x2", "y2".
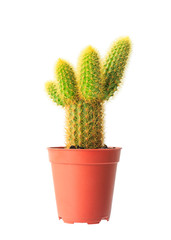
[{"x1": 45, "y1": 37, "x2": 131, "y2": 149}]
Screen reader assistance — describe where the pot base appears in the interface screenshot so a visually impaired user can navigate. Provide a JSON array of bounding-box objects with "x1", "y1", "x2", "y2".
[{"x1": 59, "y1": 216, "x2": 109, "y2": 224}]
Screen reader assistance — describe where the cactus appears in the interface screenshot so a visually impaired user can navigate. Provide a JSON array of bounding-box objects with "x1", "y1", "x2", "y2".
[{"x1": 45, "y1": 37, "x2": 131, "y2": 149}]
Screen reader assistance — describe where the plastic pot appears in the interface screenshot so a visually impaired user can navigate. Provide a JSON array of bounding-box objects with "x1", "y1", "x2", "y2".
[{"x1": 48, "y1": 147, "x2": 121, "y2": 224}]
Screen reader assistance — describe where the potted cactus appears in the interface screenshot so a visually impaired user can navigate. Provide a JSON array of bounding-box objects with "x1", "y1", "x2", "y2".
[{"x1": 45, "y1": 37, "x2": 131, "y2": 224}]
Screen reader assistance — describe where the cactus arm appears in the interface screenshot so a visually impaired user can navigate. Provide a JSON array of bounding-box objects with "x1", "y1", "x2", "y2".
[
  {"x1": 45, "y1": 81, "x2": 64, "y2": 106},
  {"x1": 102, "y1": 37, "x2": 131, "y2": 100},
  {"x1": 55, "y1": 59, "x2": 79, "y2": 105},
  {"x1": 77, "y1": 46, "x2": 103, "y2": 102}
]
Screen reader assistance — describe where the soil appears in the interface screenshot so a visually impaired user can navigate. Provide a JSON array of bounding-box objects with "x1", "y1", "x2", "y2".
[{"x1": 69, "y1": 145, "x2": 116, "y2": 149}]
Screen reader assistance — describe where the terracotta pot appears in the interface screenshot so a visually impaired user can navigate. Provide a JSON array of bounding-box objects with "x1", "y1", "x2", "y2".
[{"x1": 48, "y1": 147, "x2": 121, "y2": 224}]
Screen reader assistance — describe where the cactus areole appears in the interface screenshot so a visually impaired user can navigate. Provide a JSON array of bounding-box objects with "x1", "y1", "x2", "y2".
[{"x1": 46, "y1": 37, "x2": 131, "y2": 224}]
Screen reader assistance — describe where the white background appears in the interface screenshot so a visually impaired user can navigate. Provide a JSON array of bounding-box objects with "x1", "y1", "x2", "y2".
[{"x1": 0, "y1": 0, "x2": 171, "y2": 239}]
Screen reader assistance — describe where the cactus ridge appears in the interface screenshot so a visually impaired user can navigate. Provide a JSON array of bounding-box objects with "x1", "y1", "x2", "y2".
[
  {"x1": 45, "y1": 37, "x2": 131, "y2": 148},
  {"x1": 65, "y1": 101, "x2": 104, "y2": 149}
]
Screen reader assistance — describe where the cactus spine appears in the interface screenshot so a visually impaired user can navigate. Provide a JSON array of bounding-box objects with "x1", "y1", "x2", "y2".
[{"x1": 45, "y1": 37, "x2": 131, "y2": 149}]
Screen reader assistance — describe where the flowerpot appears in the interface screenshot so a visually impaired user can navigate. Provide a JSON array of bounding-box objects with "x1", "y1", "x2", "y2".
[{"x1": 47, "y1": 147, "x2": 121, "y2": 224}]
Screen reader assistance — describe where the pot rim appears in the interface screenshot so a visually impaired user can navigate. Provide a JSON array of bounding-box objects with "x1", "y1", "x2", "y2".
[
  {"x1": 47, "y1": 146, "x2": 122, "y2": 151},
  {"x1": 47, "y1": 147, "x2": 121, "y2": 165}
]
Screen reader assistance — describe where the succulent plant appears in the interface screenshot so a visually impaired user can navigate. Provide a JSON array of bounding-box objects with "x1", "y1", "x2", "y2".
[{"x1": 45, "y1": 37, "x2": 131, "y2": 149}]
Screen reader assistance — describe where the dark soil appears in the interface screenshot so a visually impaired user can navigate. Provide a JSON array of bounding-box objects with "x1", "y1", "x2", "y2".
[
  {"x1": 69, "y1": 145, "x2": 76, "y2": 149},
  {"x1": 69, "y1": 144, "x2": 115, "y2": 149},
  {"x1": 101, "y1": 144, "x2": 108, "y2": 149}
]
